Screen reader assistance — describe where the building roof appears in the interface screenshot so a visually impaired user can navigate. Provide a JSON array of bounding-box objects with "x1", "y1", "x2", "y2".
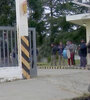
[{"x1": 66, "y1": 13, "x2": 90, "y2": 26}]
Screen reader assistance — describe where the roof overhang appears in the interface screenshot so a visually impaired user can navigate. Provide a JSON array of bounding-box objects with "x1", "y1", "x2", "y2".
[{"x1": 66, "y1": 13, "x2": 90, "y2": 27}]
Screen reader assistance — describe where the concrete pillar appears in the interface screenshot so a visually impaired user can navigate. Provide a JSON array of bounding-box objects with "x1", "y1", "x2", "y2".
[
  {"x1": 86, "y1": 22, "x2": 90, "y2": 66},
  {"x1": 16, "y1": 0, "x2": 30, "y2": 79}
]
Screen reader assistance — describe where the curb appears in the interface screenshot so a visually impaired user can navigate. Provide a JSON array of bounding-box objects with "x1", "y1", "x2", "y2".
[{"x1": 38, "y1": 66, "x2": 90, "y2": 70}]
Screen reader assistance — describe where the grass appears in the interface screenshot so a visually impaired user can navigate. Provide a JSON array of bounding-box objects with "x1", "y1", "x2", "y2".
[{"x1": 37, "y1": 59, "x2": 80, "y2": 67}]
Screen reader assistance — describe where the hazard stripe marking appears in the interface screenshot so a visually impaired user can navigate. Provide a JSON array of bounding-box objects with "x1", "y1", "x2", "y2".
[
  {"x1": 22, "y1": 68, "x2": 30, "y2": 79},
  {"x1": 22, "y1": 57, "x2": 30, "y2": 70},
  {"x1": 21, "y1": 36, "x2": 29, "y2": 46},
  {"x1": 21, "y1": 39, "x2": 29, "y2": 51},
  {"x1": 22, "y1": 63, "x2": 30, "y2": 75},
  {"x1": 21, "y1": 36, "x2": 30, "y2": 79},
  {"x1": 22, "y1": 51, "x2": 29, "y2": 63},
  {"x1": 21, "y1": 45, "x2": 29, "y2": 58}
]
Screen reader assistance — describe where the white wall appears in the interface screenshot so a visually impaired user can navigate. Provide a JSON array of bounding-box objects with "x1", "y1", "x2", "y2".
[
  {"x1": 86, "y1": 22, "x2": 90, "y2": 43},
  {"x1": 0, "y1": 67, "x2": 22, "y2": 82},
  {"x1": 86, "y1": 22, "x2": 90, "y2": 65}
]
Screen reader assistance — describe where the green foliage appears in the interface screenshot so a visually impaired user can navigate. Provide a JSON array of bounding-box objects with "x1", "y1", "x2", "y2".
[
  {"x1": 0, "y1": 0, "x2": 16, "y2": 26},
  {"x1": 28, "y1": 0, "x2": 44, "y2": 20},
  {"x1": 28, "y1": 0, "x2": 45, "y2": 46},
  {"x1": 47, "y1": 1, "x2": 87, "y2": 43},
  {"x1": 55, "y1": 27, "x2": 86, "y2": 45}
]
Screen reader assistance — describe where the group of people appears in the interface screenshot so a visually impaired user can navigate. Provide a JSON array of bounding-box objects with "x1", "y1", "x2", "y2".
[{"x1": 51, "y1": 39, "x2": 90, "y2": 68}]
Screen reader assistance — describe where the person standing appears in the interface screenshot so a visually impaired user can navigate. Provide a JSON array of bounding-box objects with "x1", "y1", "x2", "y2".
[
  {"x1": 66, "y1": 41, "x2": 71, "y2": 66},
  {"x1": 58, "y1": 42, "x2": 64, "y2": 66},
  {"x1": 69, "y1": 41, "x2": 76, "y2": 66},
  {"x1": 51, "y1": 43, "x2": 58, "y2": 66},
  {"x1": 66, "y1": 41, "x2": 75, "y2": 66},
  {"x1": 80, "y1": 39, "x2": 87, "y2": 68}
]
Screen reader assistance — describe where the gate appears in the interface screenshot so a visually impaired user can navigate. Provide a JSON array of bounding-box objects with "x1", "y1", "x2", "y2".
[
  {"x1": 0, "y1": 26, "x2": 18, "y2": 67},
  {"x1": 29, "y1": 28, "x2": 37, "y2": 77},
  {"x1": 0, "y1": 26, "x2": 37, "y2": 77}
]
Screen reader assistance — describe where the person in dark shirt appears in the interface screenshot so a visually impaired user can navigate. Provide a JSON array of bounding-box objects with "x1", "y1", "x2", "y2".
[
  {"x1": 51, "y1": 43, "x2": 58, "y2": 66},
  {"x1": 58, "y1": 42, "x2": 64, "y2": 66},
  {"x1": 80, "y1": 39, "x2": 87, "y2": 67}
]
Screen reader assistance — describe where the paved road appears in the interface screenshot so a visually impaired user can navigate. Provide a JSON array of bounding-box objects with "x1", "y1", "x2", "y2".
[{"x1": 0, "y1": 69, "x2": 90, "y2": 100}]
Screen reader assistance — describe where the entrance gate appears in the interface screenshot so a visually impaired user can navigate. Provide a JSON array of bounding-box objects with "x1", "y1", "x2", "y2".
[
  {"x1": 0, "y1": 26, "x2": 37, "y2": 77},
  {"x1": 0, "y1": 26, "x2": 18, "y2": 67}
]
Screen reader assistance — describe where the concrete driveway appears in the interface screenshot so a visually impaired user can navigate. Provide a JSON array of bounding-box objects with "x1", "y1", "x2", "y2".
[{"x1": 0, "y1": 69, "x2": 90, "y2": 100}]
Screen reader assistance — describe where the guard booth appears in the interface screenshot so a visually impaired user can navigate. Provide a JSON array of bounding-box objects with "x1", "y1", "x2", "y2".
[{"x1": 0, "y1": 26, "x2": 37, "y2": 79}]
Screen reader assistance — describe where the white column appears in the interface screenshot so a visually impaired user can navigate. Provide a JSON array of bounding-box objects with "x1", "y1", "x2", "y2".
[
  {"x1": 86, "y1": 22, "x2": 90, "y2": 66},
  {"x1": 15, "y1": 0, "x2": 28, "y2": 67},
  {"x1": 15, "y1": 0, "x2": 21, "y2": 68}
]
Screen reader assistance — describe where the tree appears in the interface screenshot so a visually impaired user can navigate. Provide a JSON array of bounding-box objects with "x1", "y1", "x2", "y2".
[
  {"x1": 43, "y1": 1, "x2": 88, "y2": 43},
  {"x1": 28, "y1": 0, "x2": 45, "y2": 46},
  {"x1": 0, "y1": 0, "x2": 16, "y2": 26}
]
